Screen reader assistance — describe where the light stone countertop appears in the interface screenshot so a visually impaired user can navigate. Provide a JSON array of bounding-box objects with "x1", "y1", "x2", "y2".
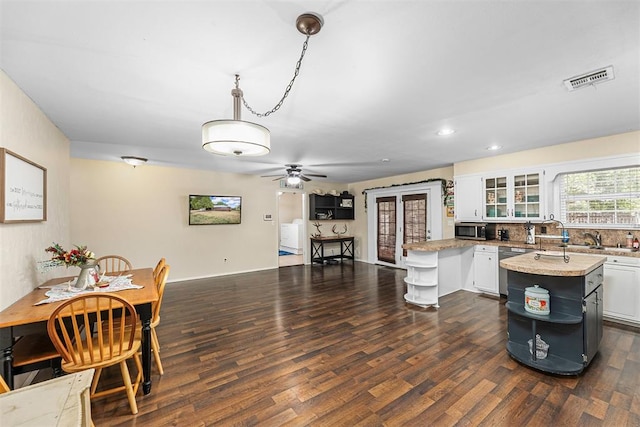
[
  {"x1": 499, "y1": 252, "x2": 606, "y2": 276},
  {"x1": 402, "y1": 238, "x2": 640, "y2": 258}
]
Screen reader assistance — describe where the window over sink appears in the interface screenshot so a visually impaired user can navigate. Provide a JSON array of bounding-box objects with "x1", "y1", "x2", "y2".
[{"x1": 558, "y1": 166, "x2": 640, "y2": 227}]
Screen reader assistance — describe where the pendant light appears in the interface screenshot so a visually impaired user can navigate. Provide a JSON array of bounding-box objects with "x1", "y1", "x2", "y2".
[{"x1": 202, "y1": 13, "x2": 323, "y2": 157}]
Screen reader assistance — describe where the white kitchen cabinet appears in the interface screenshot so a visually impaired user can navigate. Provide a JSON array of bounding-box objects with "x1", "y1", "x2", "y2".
[
  {"x1": 404, "y1": 251, "x2": 439, "y2": 308},
  {"x1": 473, "y1": 245, "x2": 498, "y2": 294},
  {"x1": 603, "y1": 256, "x2": 640, "y2": 325},
  {"x1": 454, "y1": 174, "x2": 483, "y2": 222},
  {"x1": 483, "y1": 170, "x2": 545, "y2": 221}
]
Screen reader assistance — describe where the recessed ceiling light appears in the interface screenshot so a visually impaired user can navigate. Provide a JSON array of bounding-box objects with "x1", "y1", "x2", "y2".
[
  {"x1": 381, "y1": 158, "x2": 390, "y2": 162},
  {"x1": 436, "y1": 128, "x2": 455, "y2": 136},
  {"x1": 487, "y1": 145, "x2": 502, "y2": 151}
]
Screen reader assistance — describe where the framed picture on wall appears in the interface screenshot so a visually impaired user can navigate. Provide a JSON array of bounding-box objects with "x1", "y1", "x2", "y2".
[{"x1": 0, "y1": 148, "x2": 47, "y2": 223}]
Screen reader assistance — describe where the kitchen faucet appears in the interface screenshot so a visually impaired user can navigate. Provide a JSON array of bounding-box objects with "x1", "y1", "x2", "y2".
[{"x1": 584, "y1": 231, "x2": 602, "y2": 247}]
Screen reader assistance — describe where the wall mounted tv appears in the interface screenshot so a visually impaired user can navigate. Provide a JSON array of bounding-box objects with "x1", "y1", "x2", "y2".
[{"x1": 189, "y1": 195, "x2": 242, "y2": 225}]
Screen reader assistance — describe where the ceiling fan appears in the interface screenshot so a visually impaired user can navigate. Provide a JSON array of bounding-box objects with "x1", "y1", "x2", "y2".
[{"x1": 261, "y1": 164, "x2": 327, "y2": 185}]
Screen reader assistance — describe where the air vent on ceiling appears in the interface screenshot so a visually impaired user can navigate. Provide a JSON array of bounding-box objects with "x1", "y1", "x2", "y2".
[{"x1": 563, "y1": 66, "x2": 614, "y2": 91}]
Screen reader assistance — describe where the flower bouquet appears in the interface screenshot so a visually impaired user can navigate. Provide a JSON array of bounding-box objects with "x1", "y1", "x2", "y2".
[
  {"x1": 40, "y1": 243, "x2": 97, "y2": 290},
  {"x1": 43, "y1": 243, "x2": 95, "y2": 268}
]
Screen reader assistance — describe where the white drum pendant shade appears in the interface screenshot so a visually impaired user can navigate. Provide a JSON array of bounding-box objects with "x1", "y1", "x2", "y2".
[{"x1": 202, "y1": 119, "x2": 270, "y2": 156}]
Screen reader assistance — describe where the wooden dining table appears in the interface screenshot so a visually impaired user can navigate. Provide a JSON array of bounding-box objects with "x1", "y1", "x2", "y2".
[{"x1": 0, "y1": 268, "x2": 158, "y2": 394}]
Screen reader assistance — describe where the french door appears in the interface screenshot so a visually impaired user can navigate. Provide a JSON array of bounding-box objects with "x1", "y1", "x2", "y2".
[
  {"x1": 376, "y1": 197, "x2": 397, "y2": 263},
  {"x1": 367, "y1": 181, "x2": 443, "y2": 267}
]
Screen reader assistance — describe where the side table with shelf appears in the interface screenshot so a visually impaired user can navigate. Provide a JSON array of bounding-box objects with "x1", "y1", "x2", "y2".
[{"x1": 310, "y1": 236, "x2": 355, "y2": 265}]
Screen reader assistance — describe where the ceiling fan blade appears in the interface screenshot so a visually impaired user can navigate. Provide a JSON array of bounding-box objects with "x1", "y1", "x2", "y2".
[
  {"x1": 272, "y1": 176, "x2": 285, "y2": 181},
  {"x1": 261, "y1": 174, "x2": 284, "y2": 178},
  {"x1": 304, "y1": 173, "x2": 327, "y2": 178},
  {"x1": 300, "y1": 175, "x2": 312, "y2": 182}
]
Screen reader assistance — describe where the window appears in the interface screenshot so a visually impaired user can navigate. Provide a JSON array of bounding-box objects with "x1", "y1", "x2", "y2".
[{"x1": 559, "y1": 166, "x2": 640, "y2": 227}]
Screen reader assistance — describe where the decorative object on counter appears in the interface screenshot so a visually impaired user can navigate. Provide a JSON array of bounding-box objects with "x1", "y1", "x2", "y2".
[
  {"x1": 524, "y1": 221, "x2": 535, "y2": 245},
  {"x1": 627, "y1": 232, "x2": 633, "y2": 248},
  {"x1": 634, "y1": 238, "x2": 639, "y2": 250},
  {"x1": 528, "y1": 334, "x2": 549, "y2": 359},
  {"x1": 524, "y1": 285, "x2": 550, "y2": 315},
  {"x1": 537, "y1": 215, "x2": 570, "y2": 262},
  {"x1": 41, "y1": 243, "x2": 98, "y2": 290},
  {"x1": 311, "y1": 222, "x2": 322, "y2": 238},
  {"x1": 332, "y1": 224, "x2": 348, "y2": 236}
]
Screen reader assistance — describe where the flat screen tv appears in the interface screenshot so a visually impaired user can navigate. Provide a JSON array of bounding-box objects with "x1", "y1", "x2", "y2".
[{"x1": 189, "y1": 195, "x2": 242, "y2": 225}]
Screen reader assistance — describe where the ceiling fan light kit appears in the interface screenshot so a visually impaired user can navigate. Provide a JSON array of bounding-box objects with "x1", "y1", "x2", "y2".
[{"x1": 202, "y1": 12, "x2": 323, "y2": 157}]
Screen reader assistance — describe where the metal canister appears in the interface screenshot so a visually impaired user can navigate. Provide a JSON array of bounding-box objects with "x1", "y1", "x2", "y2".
[{"x1": 525, "y1": 284, "x2": 550, "y2": 315}]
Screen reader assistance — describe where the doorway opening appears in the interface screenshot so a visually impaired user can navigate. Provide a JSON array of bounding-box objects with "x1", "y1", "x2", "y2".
[{"x1": 278, "y1": 191, "x2": 305, "y2": 267}]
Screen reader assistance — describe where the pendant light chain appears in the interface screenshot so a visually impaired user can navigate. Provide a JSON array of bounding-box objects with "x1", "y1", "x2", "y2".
[{"x1": 240, "y1": 35, "x2": 311, "y2": 118}]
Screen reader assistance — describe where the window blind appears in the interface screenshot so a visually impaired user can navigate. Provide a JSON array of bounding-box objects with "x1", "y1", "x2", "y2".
[{"x1": 559, "y1": 166, "x2": 640, "y2": 226}]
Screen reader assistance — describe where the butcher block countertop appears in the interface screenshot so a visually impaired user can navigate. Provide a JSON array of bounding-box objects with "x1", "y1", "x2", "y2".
[
  {"x1": 402, "y1": 238, "x2": 640, "y2": 258},
  {"x1": 499, "y1": 252, "x2": 606, "y2": 276}
]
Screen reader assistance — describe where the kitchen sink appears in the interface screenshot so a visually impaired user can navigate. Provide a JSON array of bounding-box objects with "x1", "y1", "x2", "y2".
[{"x1": 603, "y1": 247, "x2": 635, "y2": 252}]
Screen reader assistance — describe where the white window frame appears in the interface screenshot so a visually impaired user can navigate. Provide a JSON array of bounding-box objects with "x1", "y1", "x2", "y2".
[{"x1": 547, "y1": 153, "x2": 640, "y2": 229}]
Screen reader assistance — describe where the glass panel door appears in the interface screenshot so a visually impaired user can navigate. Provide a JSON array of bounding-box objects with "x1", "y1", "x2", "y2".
[
  {"x1": 377, "y1": 196, "x2": 396, "y2": 264},
  {"x1": 402, "y1": 194, "x2": 427, "y2": 257},
  {"x1": 514, "y1": 173, "x2": 540, "y2": 218},
  {"x1": 485, "y1": 177, "x2": 508, "y2": 218}
]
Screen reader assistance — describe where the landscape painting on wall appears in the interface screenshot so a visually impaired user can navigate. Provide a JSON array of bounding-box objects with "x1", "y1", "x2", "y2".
[{"x1": 189, "y1": 195, "x2": 242, "y2": 225}]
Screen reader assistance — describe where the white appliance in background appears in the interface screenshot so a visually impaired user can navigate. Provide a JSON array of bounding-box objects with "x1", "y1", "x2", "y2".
[{"x1": 280, "y1": 219, "x2": 304, "y2": 254}]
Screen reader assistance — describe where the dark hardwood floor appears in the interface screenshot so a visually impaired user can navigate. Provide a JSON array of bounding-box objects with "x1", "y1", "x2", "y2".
[{"x1": 80, "y1": 262, "x2": 639, "y2": 426}]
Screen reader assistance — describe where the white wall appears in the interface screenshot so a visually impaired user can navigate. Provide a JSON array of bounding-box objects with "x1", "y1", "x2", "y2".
[{"x1": 0, "y1": 70, "x2": 71, "y2": 311}]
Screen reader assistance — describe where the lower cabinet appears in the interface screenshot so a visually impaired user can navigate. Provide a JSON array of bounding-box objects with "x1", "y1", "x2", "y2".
[
  {"x1": 506, "y1": 265, "x2": 604, "y2": 375},
  {"x1": 404, "y1": 251, "x2": 439, "y2": 308},
  {"x1": 603, "y1": 257, "x2": 640, "y2": 325},
  {"x1": 473, "y1": 245, "x2": 498, "y2": 294}
]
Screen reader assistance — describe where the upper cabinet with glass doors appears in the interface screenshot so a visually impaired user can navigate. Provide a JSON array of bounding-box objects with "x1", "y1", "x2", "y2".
[{"x1": 483, "y1": 171, "x2": 545, "y2": 221}]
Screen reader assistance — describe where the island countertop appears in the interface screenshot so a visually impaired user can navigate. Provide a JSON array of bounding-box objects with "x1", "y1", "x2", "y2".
[{"x1": 499, "y1": 252, "x2": 606, "y2": 276}]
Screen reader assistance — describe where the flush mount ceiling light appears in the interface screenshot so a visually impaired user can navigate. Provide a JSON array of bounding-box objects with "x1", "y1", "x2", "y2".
[
  {"x1": 487, "y1": 145, "x2": 503, "y2": 151},
  {"x1": 202, "y1": 13, "x2": 324, "y2": 157},
  {"x1": 121, "y1": 156, "x2": 147, "y2": 167},
  {"x1": 437, "y1": 128, "x2": 455, "y2": 136}
]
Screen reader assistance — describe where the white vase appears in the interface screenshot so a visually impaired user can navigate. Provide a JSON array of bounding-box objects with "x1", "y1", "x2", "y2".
[{"x1": 74, "y1": 263, "x2": 97, "y2": 290}]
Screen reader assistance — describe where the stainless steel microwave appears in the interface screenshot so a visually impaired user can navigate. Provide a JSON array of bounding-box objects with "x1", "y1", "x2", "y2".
[{"x1": 455, "y1": 222, "x2": 496, "y2": 240}]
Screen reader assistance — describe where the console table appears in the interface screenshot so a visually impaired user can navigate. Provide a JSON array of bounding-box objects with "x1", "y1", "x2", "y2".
[{"x1": 310, "y1": 236, "x2": 354, "y2": 264}]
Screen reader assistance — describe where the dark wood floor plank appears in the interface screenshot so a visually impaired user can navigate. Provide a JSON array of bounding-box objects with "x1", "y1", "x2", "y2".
[{"x1": 28, "y1": 261, "x2": 639, "y2": 426}]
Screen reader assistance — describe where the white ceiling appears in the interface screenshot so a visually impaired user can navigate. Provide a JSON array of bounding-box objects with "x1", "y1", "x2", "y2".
[{"x1": 1, "y1": 1, "x2": 639, "y2": 183}]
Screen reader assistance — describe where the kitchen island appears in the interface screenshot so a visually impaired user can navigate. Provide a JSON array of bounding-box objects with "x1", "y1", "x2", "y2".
[{"x1": 501, "y1": 252, "x2": 606, "y2": 374}]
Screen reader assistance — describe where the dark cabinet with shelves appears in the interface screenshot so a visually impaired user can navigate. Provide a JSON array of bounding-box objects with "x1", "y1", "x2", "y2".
[
  {"x1": 506, "y1": 265, "x2": 603, "y2": 375},
  {"x1": 309, "y1": 194, "x2": 354, "y2": 220}
]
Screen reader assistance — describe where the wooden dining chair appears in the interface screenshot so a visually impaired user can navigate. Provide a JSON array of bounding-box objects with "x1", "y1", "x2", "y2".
[
  {"x1": 95, "y1": 255, "x2": 132, "y2": 275},
  {"x1": 152, "y1": 257, "x2": 166, "y2": 281},
  {"x1": 150, "y1": 264, "x2": 170, "y2": 375},
  {"x1": 0, "y1": 374, "x2": 9, "y2": 393},
  {"x1": 47, "y1": 293, "x2": 143, "y2": 415}
]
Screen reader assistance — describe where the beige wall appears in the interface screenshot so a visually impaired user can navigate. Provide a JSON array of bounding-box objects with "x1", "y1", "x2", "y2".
[
  {"x1": 348, "y1": 166, "x2": 455, "y2": 262},
  {"x1": 454, "y1": 131, "x2": 640, "y2": 175},
  {"x1": 69, "y1": 160, "x2": 349, "y2": 280},
  {"x1": 0, "y1": 71, "x2": 71, "y2": 310},
  {"x1": 278, "y1": 192, "x2": 303, "y2": 224}
]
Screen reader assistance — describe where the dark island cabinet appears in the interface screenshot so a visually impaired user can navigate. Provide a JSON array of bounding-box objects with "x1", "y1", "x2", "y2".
[
  {"x1": 506, "y1": 265, "x2": 603, "y2": 375},
  {"x1": 309, "y1": 193, "x2": 354, "y2": 220}
]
